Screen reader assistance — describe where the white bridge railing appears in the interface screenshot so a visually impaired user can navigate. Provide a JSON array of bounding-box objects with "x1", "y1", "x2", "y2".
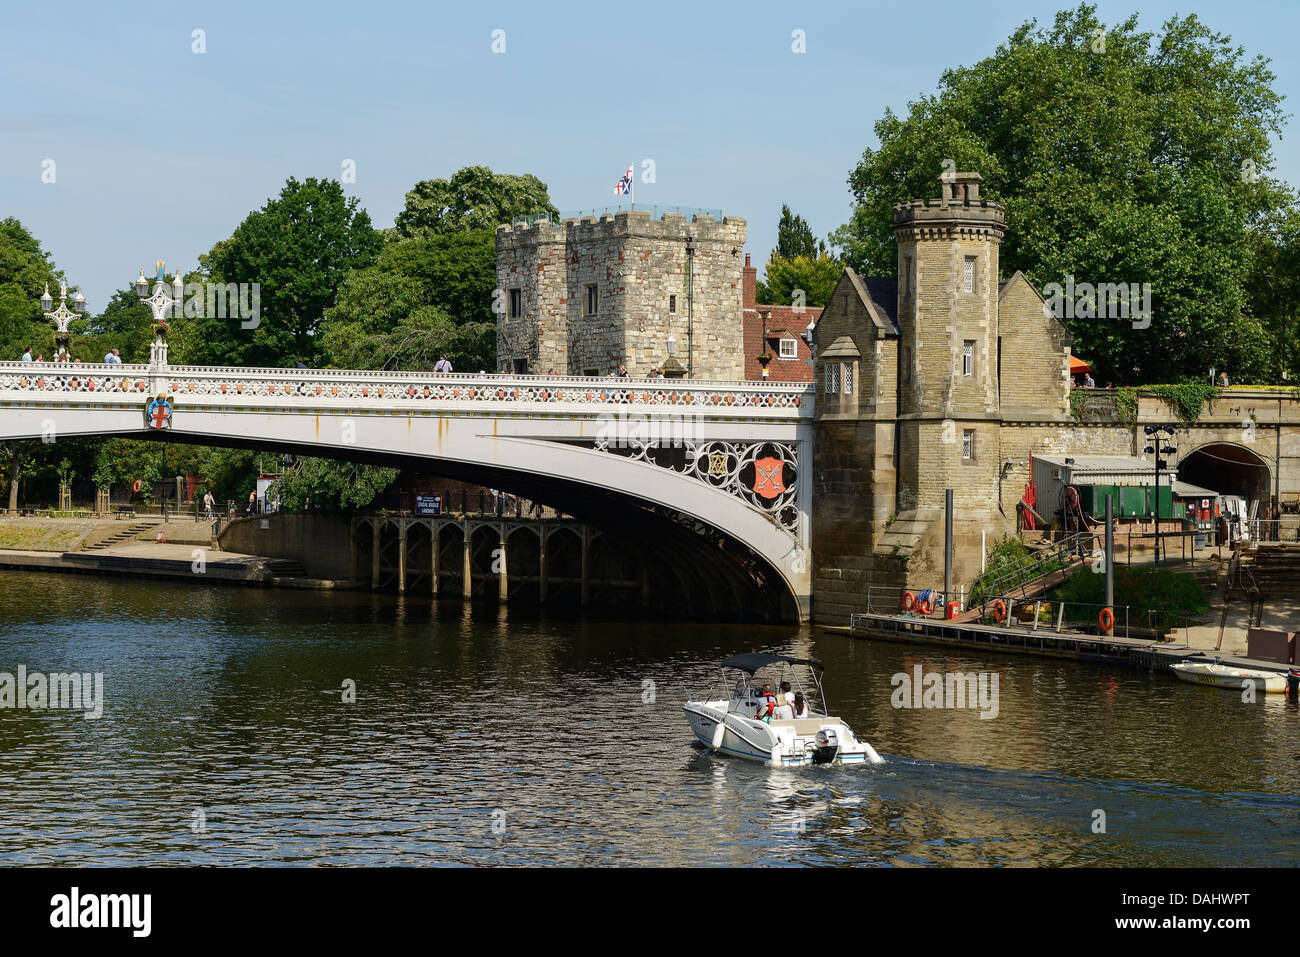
[{"x1": 0, "y1": 362, "x2": 811, "y2": 415}]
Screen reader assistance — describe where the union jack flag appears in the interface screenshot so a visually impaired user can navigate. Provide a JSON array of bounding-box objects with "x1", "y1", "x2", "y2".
[{"x1": 614, "y1": 165, "x2": 633, "y2": 195}]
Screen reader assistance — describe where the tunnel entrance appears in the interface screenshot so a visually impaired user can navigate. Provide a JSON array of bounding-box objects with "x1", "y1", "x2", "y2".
[{"x1": 1176, "y1": 443, "x2": 1272, "y2": 511}]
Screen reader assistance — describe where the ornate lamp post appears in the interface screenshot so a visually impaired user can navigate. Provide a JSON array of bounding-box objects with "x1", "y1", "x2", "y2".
[
  {"x1": 39, "y1": 279, "x2": 87, "y2": 360},
  {"x1": 800, "y1": 316, "x2": 817, "y2": 363},
  {"x1": 135, "y1": 261, "x2": 183, "y2": 366}
]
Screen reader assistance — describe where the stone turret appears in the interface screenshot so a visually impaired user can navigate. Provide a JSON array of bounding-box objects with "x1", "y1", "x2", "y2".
[{"x1": 891, "y1": 172, "x2": 1005, "y2": 516}]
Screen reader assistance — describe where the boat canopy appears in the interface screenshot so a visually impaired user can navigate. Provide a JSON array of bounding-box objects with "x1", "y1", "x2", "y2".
[{"x1": 720, "y1": 652, "x2": 824, "y2": 675}]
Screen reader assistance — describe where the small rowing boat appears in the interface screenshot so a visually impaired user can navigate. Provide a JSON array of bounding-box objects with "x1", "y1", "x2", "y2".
[{"x1": 1170, "y1": 660, "x2": 1289, "y2": 694}]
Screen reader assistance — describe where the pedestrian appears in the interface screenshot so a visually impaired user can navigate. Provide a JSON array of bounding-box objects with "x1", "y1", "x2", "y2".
[
  {"x1": 1083, "y1": 372, "x2": 1095, "y2": 388},
  {"x1": 21, "y1": 346, "x2": 32, "y2": 362},
  {"x1": 202, "y1": 489, "x2": 215, "y2": 520},
  {"x1": 34, "y1": 354, "x2": 43, "y2": 363},
  {"x1": 434, "y1": 354, "x2": 452, "y2": 374},
  {"x1": 103, "y1": 347, "x2": 115, "y2": 364},
  {"x1": 1219, "y1": 371, "x2": 1229, "y2": 387},
  {"x1": 617, "y1": 364, "x2": 628, "y2": 378},
  {"x1": 248, "y1": 489, "x2": 257, "y2": 515},
  {"x1": 296, "y1": 358, "x2": 307, "y2": 369}
]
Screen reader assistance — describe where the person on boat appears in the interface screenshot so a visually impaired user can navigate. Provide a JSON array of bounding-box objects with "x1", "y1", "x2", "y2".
[
  {"x1": 780, "y1": 682, "x2": 794, "y2": 706},
  {"x1": 753, "y1": 684, "x2": 777, "y2": 722},
  {"x1": 792, "y1": 693, "x2": 810, "y2": 718},
  {"x1": 772, "y1": 697, "x2": 795, "y2": 721}
]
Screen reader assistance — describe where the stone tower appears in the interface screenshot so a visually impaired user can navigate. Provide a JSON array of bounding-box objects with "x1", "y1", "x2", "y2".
[
  {"x1": 495, "y1": 210, "x2": 746, "y2": 378},
  {"x1": 892, "y1": 172, "x2": 1005, "y2": 517}
]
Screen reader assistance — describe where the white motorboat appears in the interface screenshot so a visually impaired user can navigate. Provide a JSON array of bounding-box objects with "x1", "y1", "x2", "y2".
[
  {"x1": 684, "y1": 652, "x2": 884, "y2": 767},
  {"x1": 1170, "y1": 659, "x2": 1290, "y2": 694}
]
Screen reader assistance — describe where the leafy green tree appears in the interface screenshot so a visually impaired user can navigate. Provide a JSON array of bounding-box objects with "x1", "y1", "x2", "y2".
[
  {"x1": 393, "y1": 166, "x2": 558, "y2": 239},
  {"x1": 269, "y1": 457, "x2": 398, "y2": 511},
  {"x1": 831, "y1": 4, "x2": 1291, "y2": 383},
  {"x1": 71, "y1": 288, "x2": 154, "y2": 364},
  {"x1": 186, "y1": 177, "x2": 382, "y2": 368},
  {"x1": 756, "y1": 254, "x2": 842, "y2": 308},
  {"x1": 0, "y1": 218, "x2": 60, "y2": 361},
  {"x1": 774, "y1": 204, "x2": 826, "y2": 260},
  {"x1": 1245, "y1": 200, "x2": 1300, "y2": 382},
  {"x1": 319, "y1": 232, "x2": 496, "y2": 371}
]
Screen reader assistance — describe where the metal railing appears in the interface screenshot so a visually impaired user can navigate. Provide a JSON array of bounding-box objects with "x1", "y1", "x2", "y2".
[
  {"x1": 965, "y1": 530, "x2": 1097, "y2": 608},
  {"x1": 857, "y1": 584, "x2": 1200, "y2": 641},
  {"x1": 512, "y1": 204, "x2": 724, "y2": 227}
]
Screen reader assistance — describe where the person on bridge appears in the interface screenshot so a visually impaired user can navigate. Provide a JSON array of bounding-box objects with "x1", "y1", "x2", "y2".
[
  {"x1": 21, "y1": 346, "x2": 32, "y2": 362},
  {"x1": 435, "y1": 355, "x2": 453, "y2": 374}
]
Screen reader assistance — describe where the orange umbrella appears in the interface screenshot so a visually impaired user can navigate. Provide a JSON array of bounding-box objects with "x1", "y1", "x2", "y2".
[{"x1": 1070, "y1": 356, "x2": 1091, "y2": 374}]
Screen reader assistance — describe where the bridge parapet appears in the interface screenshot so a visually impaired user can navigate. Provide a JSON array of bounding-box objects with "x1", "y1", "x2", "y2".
[{"x1": 0, "y1": 362, "x2": 811, "y2": 418}]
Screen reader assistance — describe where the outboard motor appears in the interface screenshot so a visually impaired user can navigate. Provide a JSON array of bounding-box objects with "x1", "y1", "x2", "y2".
[{"x1": 812, "y1": 728, "x2": 840, "y2": 765}]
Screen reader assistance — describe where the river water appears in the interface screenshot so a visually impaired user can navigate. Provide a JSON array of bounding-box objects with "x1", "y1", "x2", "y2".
[{"x1": 0, "y1": 570, "x2": 1295, "y2": 867}]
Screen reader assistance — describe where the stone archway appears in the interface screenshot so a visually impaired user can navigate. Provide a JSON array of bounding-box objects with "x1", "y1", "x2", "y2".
[{"x1": 1177, "y1": 442, "x2": 1272, "y2": 510}]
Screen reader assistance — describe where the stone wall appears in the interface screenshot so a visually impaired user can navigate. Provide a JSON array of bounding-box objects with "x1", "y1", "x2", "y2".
[
  {"x1": 218, "y1": 513, "x2": 354, "y2": 580},
  {"x1": 495, "y1": 211, "x2": 746, "y2": 378}
]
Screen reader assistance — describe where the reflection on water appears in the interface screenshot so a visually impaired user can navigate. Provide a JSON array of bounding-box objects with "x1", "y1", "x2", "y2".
[{"x1": 0, "y1": 571, "x2": 1295, "y2": 866}]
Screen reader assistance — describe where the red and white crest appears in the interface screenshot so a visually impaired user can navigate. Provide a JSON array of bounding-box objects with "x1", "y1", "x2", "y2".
[{"x1": 753, "y1": 457, "x2": 785, "y2": 499}]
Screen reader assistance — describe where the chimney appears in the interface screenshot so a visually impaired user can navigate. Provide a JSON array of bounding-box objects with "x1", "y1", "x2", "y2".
[{"x1": 743, "y1": 253, "x2": 756, "y2": 309}]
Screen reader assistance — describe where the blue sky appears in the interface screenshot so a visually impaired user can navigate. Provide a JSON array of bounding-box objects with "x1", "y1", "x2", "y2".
[{"x1": 2, "y1": 0, "x2": 1298, "y2": 310}]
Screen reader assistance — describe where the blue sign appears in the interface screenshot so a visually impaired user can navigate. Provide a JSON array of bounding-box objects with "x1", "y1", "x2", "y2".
[{"x1": 414, "y1": 495, "x2": 442, "y2": 516}]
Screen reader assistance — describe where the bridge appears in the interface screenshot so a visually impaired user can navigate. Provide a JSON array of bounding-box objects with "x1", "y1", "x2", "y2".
[{"x1": 0, "y1": 358, "x2": 815, "y2": 620}]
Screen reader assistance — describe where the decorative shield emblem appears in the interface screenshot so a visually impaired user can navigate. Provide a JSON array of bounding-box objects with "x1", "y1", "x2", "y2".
[
  {"x1": 753, "y1": 456, "x2": 785, "y2": 499},
  {"x1": 708, "y1": 451, "x2": 729, "y2": 477},
  {"x1": 146, "y1": 394, "x2": 173, "y2": 430}
]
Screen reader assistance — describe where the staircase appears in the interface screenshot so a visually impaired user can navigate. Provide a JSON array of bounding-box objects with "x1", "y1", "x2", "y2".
[
  {"x1": 263, "y1": 558, "x2": 308, "y2": 578},
  {"x1": 1240, "y1": 542, "x2": 1300, "y2": 593},
  {"x1": 85, "y1": 522, "x2": 154, "y2": 550}
]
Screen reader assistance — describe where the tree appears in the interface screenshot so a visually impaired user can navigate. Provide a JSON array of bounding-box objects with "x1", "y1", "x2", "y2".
[
  {"x1": 1245, "y1": 200, "x2": 1300, "y2": 382},
  {"x1": 392, "y1": 166, "x2": 559, "y2": 240},
  {"x1": 830, "y1": 4, "x2": 1292, "y2": 384},
  {"x1": 756, "y1": 254, "x2": 842, "y2": 309},
  {"x1": 72, "y1": 288, "x2": 154, "y2": 364},
  {"x1": 774, "y1": 204, "x2": 826, "y2": 260},
  {"x1": 186, "y1": 177, "x2": 382, "y2": 368},
  {"x1": 319, "y1": 232, "x2": 496, "y2": 371},
  {"x1": 269, "y1": 457, "x2": 398, "y2": 511},
  {"x1": 0, "y1": 218, "x2": 60, "y2": 361}
]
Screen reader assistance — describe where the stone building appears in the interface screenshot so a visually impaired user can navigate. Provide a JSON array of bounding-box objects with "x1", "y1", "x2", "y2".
[
  {"x1": 811, "y1": 172, "x2": 1077, "y2": 622},
  {"x1": 494, "y1": 210, "x2": 747, "y2": 378}
]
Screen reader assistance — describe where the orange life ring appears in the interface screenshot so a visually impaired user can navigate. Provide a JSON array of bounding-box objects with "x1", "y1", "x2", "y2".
[
  {"x1": 992, "y1": 599, "x2": 1007, "y2": 622},
  {"x1": 132, "y1": 480, "x2": 141, "y2": 493},
  {"x1": 901, "y1": 590, "x2": 916, "y2": 612},
  {"x1": 1099, "y1": 607, "x2": 1115, "y2": 631},
  {"x1": 917, "y1": 597, "x2": 934, "y2": 616}
]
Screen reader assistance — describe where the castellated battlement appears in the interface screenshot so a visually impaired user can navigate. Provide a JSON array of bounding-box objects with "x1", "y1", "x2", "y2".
[{"x1": 496, "y1": 210, "x2": 746, "y2": 252}]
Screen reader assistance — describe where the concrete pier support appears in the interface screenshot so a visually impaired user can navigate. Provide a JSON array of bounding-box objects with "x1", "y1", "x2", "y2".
[
  {"x1": 580, "y1": 528, "x2": 591, "y2": 606},
  {"x1": 431, "y1": 523, "x2": 440, "y2": 597},
  {"x1": 497, "y1": 531, "x2": 508, "y2": 602},
  {"x1": 538, "y1": 529, "x2": 548, "y2": 604},
  {"x1": 462, "y1": 526, "x2": 472, "y2": 600},
  {"x1": 398, "y1": 523, "x2": 408, "y2": 594}
]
